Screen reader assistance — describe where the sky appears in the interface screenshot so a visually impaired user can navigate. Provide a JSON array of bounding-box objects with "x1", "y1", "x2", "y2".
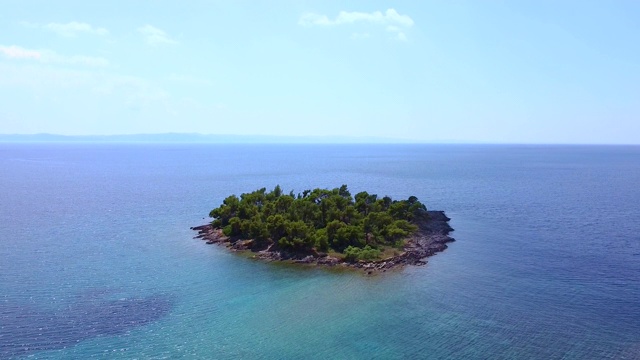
[{"x1": 0, "y1": 0, "x2": 639, "y2": 144}]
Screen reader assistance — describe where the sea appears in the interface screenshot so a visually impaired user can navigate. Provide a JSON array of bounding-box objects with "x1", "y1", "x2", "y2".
[{"x1": 0, "y1": 143, "x2": 639, "y2": 359}]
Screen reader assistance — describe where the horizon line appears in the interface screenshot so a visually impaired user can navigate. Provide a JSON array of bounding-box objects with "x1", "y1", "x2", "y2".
[{"x1": 0, "y1": 133, "x2": 637, "y2": 146}]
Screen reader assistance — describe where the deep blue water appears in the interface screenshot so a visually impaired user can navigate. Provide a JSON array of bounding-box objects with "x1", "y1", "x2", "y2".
[{"x1": 1, "y1": 144, "x2": 639, "y2": 359}]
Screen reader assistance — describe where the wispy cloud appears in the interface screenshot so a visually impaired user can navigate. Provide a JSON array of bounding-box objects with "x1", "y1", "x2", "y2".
[
  {"x1": 299, "y1": 8, "x2": 413, "y2": 41},
  {"x1": 350, "y1": 32, "x2": 370, "y2": 40},
  {"x1": 138, "y1": 25, "x2": 177, "y2": 45},
  {"x1": 92, "y1": 75, "x2": 170, "y2": 109},
  {"x1": 385, "y1": 25, "x2": 408, "y2": 42},
  {"x1": 0, "y1": 45, "x2": 42, "y2": 60},
  {"x1": 167, "y1": 74, "x2": 212, "y2": 86},
  {"x1": 299, "y1": 9, "x2": 413, "y2": 27},
  {"x1": 22, "y1": 21, "x2": 109, "y2": 37},
  {"x1": 53, "y1": 54, "x2": 110, "y2": 67},
  {"x1": 0, "y1": 44, "x2": 109, "y2": 67},
  {"x1": 0, "y1": 62, "x2": 175, "y2": 120}
]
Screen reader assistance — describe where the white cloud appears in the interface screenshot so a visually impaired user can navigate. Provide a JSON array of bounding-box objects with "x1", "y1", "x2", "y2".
[
  {"x1": 167, "y1": 74, "x2": 212, "y2": 86},
  {"x1": 44, "y1": 22, "x2": 109, "y2": 37},
  {"x1": 350, "y1": 32, "x2": 370, "y2": 40},
  {"x1": 0, "y1": 45, "x2": 42, "y2": 60},
  {"x1": 299, "y1": 13, "x2": 332, "y2": 26},
  {"x1": 138, "y1": 25, "x2": 177, "y2": 45},
  {"x1": 385, "y1": 26, "x2": 408, "y2": 42},
  {"x1": 299, "y1": 8, "x2": 413, "y2": 27},
  {"x1": 0, "y1": 62, "x2": 179, "y2": 133},
  {"x1": 0, "y1": 44, "x2": 109, "y2": 67},
  {"x1": 50, "y1": 54, "x2": 110, "y2": 67},
  {"x1": 386, "y1": 25, "x2": 400, "y2": 33},
  {"x1": 299, "y1": 8, "x2": 413, "y2": 41}
]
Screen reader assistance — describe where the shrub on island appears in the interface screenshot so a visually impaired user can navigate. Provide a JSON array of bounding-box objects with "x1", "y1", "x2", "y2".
[{"x1": 208, "y1": 185, "x2": 428, "y2": 261}]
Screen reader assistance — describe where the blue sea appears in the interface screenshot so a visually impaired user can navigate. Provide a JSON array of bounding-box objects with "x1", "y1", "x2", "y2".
[{"x1": 1, "y1": 144, "x2": 639, "y2": 359}]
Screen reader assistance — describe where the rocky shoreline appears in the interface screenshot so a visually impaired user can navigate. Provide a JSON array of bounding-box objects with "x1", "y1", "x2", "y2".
[{"x1": 191, "y1": 211, "x2": 454, "y2": 273}]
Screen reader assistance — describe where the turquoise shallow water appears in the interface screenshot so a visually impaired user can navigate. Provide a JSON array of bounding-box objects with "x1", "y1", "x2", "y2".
[{"x1": 1, "y1": 144, "x2": 639, "y2": 359}]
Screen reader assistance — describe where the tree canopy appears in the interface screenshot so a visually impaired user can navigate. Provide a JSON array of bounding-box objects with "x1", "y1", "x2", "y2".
[{"x1": 209, "y1": 185, "x2": 428, "y2": 261}]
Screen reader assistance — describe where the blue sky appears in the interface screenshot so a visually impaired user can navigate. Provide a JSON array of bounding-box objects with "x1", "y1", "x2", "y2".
[{"x1": 1, "y1": 0, "x2": 638, "y2": 143}]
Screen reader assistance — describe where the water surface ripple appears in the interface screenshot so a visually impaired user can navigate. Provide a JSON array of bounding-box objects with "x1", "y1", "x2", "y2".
[{"x1": 0, "y1": 144, "x2": 638, "y2": 359}]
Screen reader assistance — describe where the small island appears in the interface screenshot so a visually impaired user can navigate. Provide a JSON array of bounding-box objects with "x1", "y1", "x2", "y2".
[{"x1": 192, "y1": 185, "x2": 454, "y2": 272}]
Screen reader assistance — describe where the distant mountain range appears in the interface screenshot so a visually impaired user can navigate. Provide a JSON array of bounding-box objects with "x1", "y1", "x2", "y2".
[{"x1": 0, "y1": 133, "x2": 428, "y2": 144}]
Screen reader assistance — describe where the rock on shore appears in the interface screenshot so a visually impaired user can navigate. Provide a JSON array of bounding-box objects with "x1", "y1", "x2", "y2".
[{"x1": 190, "y1": 211, "x2": 454, "y2": 273}]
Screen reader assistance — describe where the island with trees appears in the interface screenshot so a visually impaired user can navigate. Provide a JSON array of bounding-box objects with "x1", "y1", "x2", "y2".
[{"x1": 192, "y1": 185, "x2": 454, "y2": 272}]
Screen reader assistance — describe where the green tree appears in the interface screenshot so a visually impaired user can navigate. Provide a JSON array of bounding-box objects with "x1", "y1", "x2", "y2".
[
  {"x1": 266, "y1": 214, "x2": 287, "y2": 241},
  {"x1": 279, "y1": 220, "x2": 313, "y2": 251},
  {"x1": 313, "y1": 228, "x2": 329, "y2": 252},
  {"x1": 338, "y1": 184, "x2": 351, "y2": 198},
  {"x1": 333, "y1": 225, "x2": 364, "y2": 251},
  {"x1": 325, "y1": 220, "x2": 345, "y2": 245},
  {"x1": 208, "y1": 185, "x2": 425, "y2": 256},
  {"x1": 223, "y1": 216, "x2": 242, "y2": 237},
  {"x1": 343, "y1": 245, "x2": 381, "y2": 262}
]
